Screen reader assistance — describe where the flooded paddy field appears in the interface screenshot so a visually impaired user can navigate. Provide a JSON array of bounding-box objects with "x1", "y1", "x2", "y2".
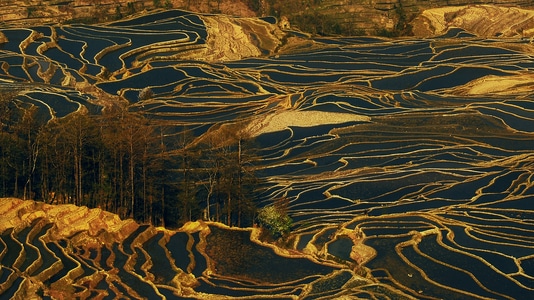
[{"x1": 2, "y1": 9, "x2": 534, "y2": 299}]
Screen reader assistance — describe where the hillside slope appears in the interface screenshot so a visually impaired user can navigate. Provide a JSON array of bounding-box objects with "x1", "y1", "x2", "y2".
[
  {"x1": 412, "y1": 4, "x2": 534, "y2": 37},
  {"x1": 3, "y1": 7, "x2": 534, "y2": 300},
  {"x1": 3, "y1": 0, "x2": 534, "y2": 36}
]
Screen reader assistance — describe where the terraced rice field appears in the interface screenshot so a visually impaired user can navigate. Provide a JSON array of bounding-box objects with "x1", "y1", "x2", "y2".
[{"x1": 2, "y1": 9, "x2": 534, "y2": 299}]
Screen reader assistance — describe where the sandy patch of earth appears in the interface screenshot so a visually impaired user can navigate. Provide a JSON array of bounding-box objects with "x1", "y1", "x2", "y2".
[
  {"x1": 246, "y1": 110, "x2": 371, "y2": 137},
  {"x1": 455, "y1": 73, "x2": 534, "y2": 96}
]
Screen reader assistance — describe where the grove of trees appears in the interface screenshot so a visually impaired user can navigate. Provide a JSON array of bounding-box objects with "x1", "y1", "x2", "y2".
[{"x1": 0, "y1": 90, "x2": 260, "y2": 228}]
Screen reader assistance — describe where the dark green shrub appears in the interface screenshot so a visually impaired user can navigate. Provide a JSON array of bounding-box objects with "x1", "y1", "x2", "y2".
[{"x1": 257, "y1": 205, "x2": 292, "y2": 238}]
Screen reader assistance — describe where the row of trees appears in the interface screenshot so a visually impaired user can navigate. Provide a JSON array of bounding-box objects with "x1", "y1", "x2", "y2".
[{"x1": 0, "y1": 91, "x2": 260, "y2": 228}]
